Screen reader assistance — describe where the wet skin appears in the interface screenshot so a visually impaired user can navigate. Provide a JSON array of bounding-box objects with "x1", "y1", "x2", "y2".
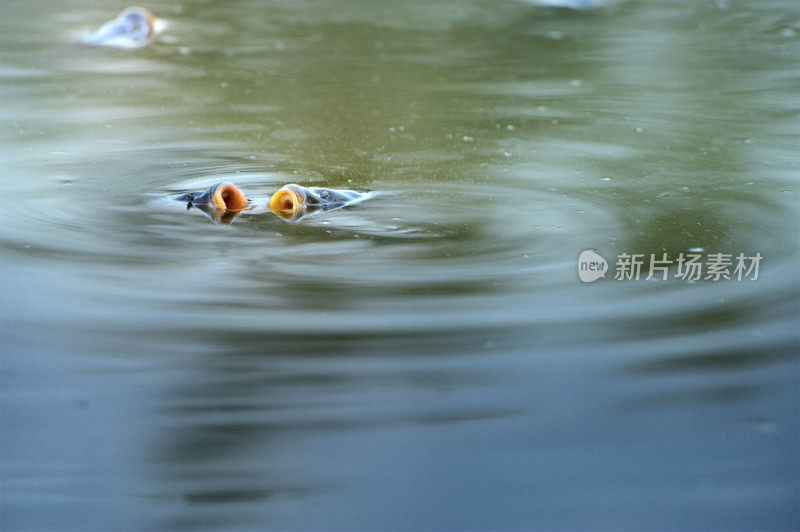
[
  {"x1": 83, "y1": 7, "x2": 156, "y2": 49},
  {"x1": 268, "y1": 184, "x2": 369, "y2": 221},
  {"x1": 175, "y1": 182, "x2": 370, "y2": 224}
]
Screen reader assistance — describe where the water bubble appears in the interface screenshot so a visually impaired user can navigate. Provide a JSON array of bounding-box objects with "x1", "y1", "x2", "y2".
[{"x1": 689, "y1": 247, "x2": 704, "y2": 253}]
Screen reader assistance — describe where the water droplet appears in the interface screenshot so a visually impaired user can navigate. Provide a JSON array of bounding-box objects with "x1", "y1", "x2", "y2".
[
  {"x1": 506, "y1": 124, "x2": 516, "y2": 131},
  {"x1": 462, "y1": 136, "x2": 474, "y2": 142},
  {"x1": 689, "y1": 247, "x2": 704, "y2": 253},
  {"x1": 570, "y1": 79, "x2": 582, "y2": 87},
  {"x1": 634, "y1": 127, "x2": 643, "y2": 133}
]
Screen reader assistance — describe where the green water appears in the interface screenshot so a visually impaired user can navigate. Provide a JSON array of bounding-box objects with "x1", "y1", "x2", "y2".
[{"x1": 1, "y1": 0, "x2": 798, "y2": 529}]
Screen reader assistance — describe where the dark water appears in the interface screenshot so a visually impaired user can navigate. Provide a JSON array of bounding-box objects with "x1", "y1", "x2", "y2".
[{"x1": 1, "y1": 0, "x2": 798, "y2": 529}]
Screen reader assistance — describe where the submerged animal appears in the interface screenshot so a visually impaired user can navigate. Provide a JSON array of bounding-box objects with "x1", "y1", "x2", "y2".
[
  {"x1": 268, "y1": 184, "x2": 370, "y2": 221},
  {"x1": 174, "y1": 182, "x2": 370, "y2": 224},
  {"x1": 83, "y1": 7, "x2": 161, "y2": 49},
  {"x1": 175, "y1": 183, "x2": 250, "y2": 225},
  {"x1": 178, "y1": 182, "x2": 250, "y2": 211}
]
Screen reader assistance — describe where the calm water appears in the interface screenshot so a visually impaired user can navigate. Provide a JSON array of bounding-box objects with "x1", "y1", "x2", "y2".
[{"x1": 1, "y1": 0, "x2": 798, "y2": 529}]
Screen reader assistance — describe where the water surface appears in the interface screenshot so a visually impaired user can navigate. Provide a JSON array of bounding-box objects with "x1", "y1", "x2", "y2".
[{"x1": 1, "y1": 0, "x2": 798, "y2": 529}]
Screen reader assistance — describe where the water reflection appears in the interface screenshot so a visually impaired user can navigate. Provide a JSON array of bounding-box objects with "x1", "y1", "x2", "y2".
[
  {"x1": 1, "y1": 0, "x2": 798, "y2": 529},
  {"x1": 142, "y1": 337, "x2": 521, "y2": 529}
]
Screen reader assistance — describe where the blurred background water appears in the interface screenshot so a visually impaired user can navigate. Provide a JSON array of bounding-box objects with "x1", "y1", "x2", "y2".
[{"x1": 1, "y1": 0, "x2": 798, "y2": 529}]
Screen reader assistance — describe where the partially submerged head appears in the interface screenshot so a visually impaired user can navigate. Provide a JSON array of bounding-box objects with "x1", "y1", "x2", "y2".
[
  {"x1": 268, "y1": 184, "x2": 308, "y2": 218},
  {"x1": 209, "y1": 183, "x2": 249, "y2": 211},
  {"x1": 84, "y1": 6, "x2": 157, "y2": 48},
  {"x1": 180, "y1": 182, "x2": 249, "y2": 213}
]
